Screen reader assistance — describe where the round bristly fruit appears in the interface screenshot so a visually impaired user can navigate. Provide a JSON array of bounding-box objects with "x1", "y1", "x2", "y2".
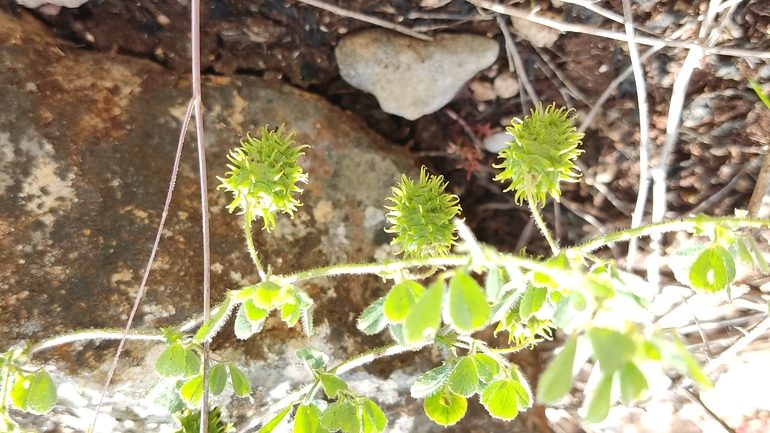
[
  {"x1": 217, "y1": 125, "x2": 309, "y2": 231},
  {"x1": 385, "y1": 166, "x2": 462, "y2": 259},
  {"x1": 493, "y1": 103, "x2": 584, "y2": 207}
]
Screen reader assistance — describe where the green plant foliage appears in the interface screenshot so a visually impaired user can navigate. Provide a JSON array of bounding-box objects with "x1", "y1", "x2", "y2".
[
  {"x1": 320, "y1": 399, "x2": 359, "y2": 433},
  {"x1": 689, "y1": 244, "x2": 736, "y2": 293},
  {"x1": 474, "y1": 354, "x2": 501, "y2": 383},
  {"x1": 423, "y1": 386, "x2": 467, "y2": 426},
  {"x1": 587, "y1": 327, "x2": 636, "y2": 374},
  {"x1": 446, "y1": 271, "x2": 490, "y2": 333},
  {"x1": 360, "y1": 399, "x2": 388, "y2": 433},
  {"x1": 581, "y1": 373, "x2": 613, "y2": 423},
  {"x1": 228, "y1": 363, "x2": 252, "y2": 396},
  {"x1": 9, "y1": 370, "x2": 57, "y2": 414},
  {"x1": 493, "y1": 102, "x2": 584, "y2": 206},
  {"x1": 411, "y1": 362, "x2": 455, "y2": 399},
  {"x1": 258, "y1": 405, "x2": 293, "y2": 433},
  {"x1": 180, "y1": 375, "x2": 204, "y2": 406},
  {"x1": 356, "y1": 297, "x2": 389, "y2": 336},
  {"x1": 217, "y1": 125, "x2": 309, "y2": 231},
  {"x1": 320, "y1": 374, "x2": 349, "y2": 399},
  {"x1": 384, "y1": 166, "x2": 462, "y2": 258},
  {"x1": 448, "y1": 357, "x2": 479, "y2": 397},
  {"x1": 480, "y1": 378, "x2": 527, "y2": 421},
  {"x1": 537, "y1": 335, "x2": 577, "y2": 403},
  {"x1": 210, "y1": 364, "x2": 228, "y2": 396},
  {"x1": 296, "y1": 347, "x2": 329, "y2": 372},
  {"x1": 383, "y1": 281, "x2": 424, "y2": 323},
  {"x1": 234, "y1": 303, "x2": 265, "y2": 340},
  {"x1": 195, "y1": 294, "x2": 233, "y2": 343},
  {"x1": 156, "y1": 343, "x2": 188, "y2": 378},
  {"x1": 617, "y1": 361, "x2": 648, "y2": 404},
  {"x1": 403, "y1": 279, "x2": 444, "y2": 344},
  {"x1": 294, "y1": 403, "x2": 325, "y2": 433}
]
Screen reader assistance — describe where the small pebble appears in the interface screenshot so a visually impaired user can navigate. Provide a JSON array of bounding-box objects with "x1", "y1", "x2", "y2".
[
  {"x1": 470, "y1": 80, "x2": 496, "y2": 102},
  {"x1": 493, "y1": 72, "x2": 520, "y2": 99},
  {"x1": 483, "y1": 131, "x2": 511, "y2": 154}
]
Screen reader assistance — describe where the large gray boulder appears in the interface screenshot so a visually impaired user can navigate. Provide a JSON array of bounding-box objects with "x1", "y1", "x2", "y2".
[{"x1": 0, "y1": 10, "x2": 546, "y2": 433}]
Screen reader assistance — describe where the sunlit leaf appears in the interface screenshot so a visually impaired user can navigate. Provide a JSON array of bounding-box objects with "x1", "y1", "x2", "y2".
[
  {"x1": 617, "y1": 361, "x2": 648, "y2": 404},
  {"x1": 210, "y1": 363, "x2": 228, "y2": 396},
  {"x1": 234, "y1": 303, "x2": 265, "y2": 340},
  {"x1": 519, "y1": 285, "x2": 548, "y2": 319},
  {"x1": 184, "y1": 347, "x2": 201, "y2": 377},
  {"x1": 689, "y1": 244, "x2": 735, "y2": 292},
  {"x1": 180, "y1": 375, "x2": 204, "y2": 406},
  {"x1": 228, "y1": 363, "x2": 252, "y2": 396},
  {"x1": 384, "y1": 281, "x2": 423, "y2": 323},
  {"x1": 320, "y1": 399, "x2": 359, "y2": 433},
  {"x1": 155, "y1": 343, "x2": 187, "y2": 378},
  {"x1": 404, "y1": 280, "x2": 444, "y2": 344},
  {"x1": 423, "y1": 388, "x2": 467, "y2": 426},
  {"x1": 485, "y1": 267, "x2": 502, "y2": 301},
  {"x1": 480, "y1": 379, "x2": 521, "y2": 421},
  {"x1": 282, "y1": 301, "x2": 301, "y2": 327},
  {"x1": 448, "y1": 356, "x2": 479, "y2": 397},
  {"x1": 195, "y1": 294, "x2": 233, "y2": 343},
  {"x1": 356, "y1": 296, "x2": 389, "y2": 336},
  {"x1": 361, "y1": 399, "x2": 387, "y2": 433},
  {"x1": 581, "y1": 373, "x2": 613, "y2": 423},
  {"x1": 669, "y1": 243, "x2": 709, "y2": 287},
  {"x1": 446, "y1": 271, "x2": 490, "y2": 333},
  {"x1": 473, "y1": 353, "x2": 501, "y2": 383},
  {"x1": 252, "y1": 281, "x2": 290, "y2": 310},
  {"x1": 258, "y1": 404, "x2": 293, "y2": 433},
  {"x1": 296, "y1": 347, "x2": 329, "y2": 372},
  {"x1": 320, "y1": 373, "x2": 349, "y2": 399},
  {"x1": 294, "y1": 403, "x2": 325, "y2": 433},
  {"x1": 587, "y1": 327, "x2": 636, "y2": 374},
  {"x1": 537, "y1": 334, "x2": 577, "y2": 403},
  {"x1": 411, "y1": 362, "x2": 455, "y2": 399},
  {"x1": 244, "y1": 299, "x2": 269, "y2": 322}
]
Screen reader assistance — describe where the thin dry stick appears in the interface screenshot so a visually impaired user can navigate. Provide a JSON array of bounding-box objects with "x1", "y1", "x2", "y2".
[
  {"x1": 90, "y1": 94, "x2": 195, "y2": 432},
  {"x1": 498, "y1": 16, "x2": 539, "y2": 106},
  {"x1": 748, "y1": 155, "x2": 770, "y2": 218},
  {"x1": 621, "y1": 0, "x2": 654, "y2": 273},
  {"x1": 561, "y1": 0, "x2": 660, "y2": 36},
  {"x1": 679, "y1": 388, "x2": 737, "y2": 433},
  {"x1": 468, "y1": 0, "x2": 770, "y2": 59},
  {"x1": 190, "y1": 0, "x2": 213, "y2": 429},
  {"x1": 296, "y1": 0, "x2": 432, "y2": 41},
  {"x1": 534, "y1": 47, "x2": 589, "y2": 105},
  {"x1": 685, "y1": 171, "x2": 744, "y2": 216},
  {"x1": 704, "y1": 315, "x2": 770, "y2": 374}
]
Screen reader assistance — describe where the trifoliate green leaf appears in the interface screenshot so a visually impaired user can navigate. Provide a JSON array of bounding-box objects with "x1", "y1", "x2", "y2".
[
  {"x1": 404, "y1": 279, "x2": 444, "y2": 344},
  {"x1": 587, "y1": 327, "x2": 636, "y2": 374},
  {"x1": 357, "y1": 297, "x2": 389, "y2": 336},
  {"x1": 296, "y1": 347, "x2": 329, "y2": 372},
  {"x1": 320, "y1": 374, "x2": 349, "y2": 399},
  {"x1": 689, "y1": 244, "x2": 736, "y2": 292},
  {"x1": 423, "y1": 388, "x2": 467, "y2": 426},
  {"x1": 195, "y1": 294, "x2": 233, "y2": 343},
  {"x1": 210, "y1": 364, "x2": 228, "y2": 396},
  {"x1": 10, "y1": 371, "x2": 57, "y2": 414},
  {"x1": 320, "y1": 399, "x2": 359, "y2": 433},
  {"x1": 581, "y1": 373, "x2": 613, "y2": 423},
  {"x1": 669, "y1": 243, "x2": 709, "y2": 287},
  {"x1": 361, "y1": 399, "x2": 388, "y2": 433},
  {"x1": 446, "y1": 271, "x2": 490, "y2": 333},
  {"x1": 618, "y1": 361, "x2": 648, "y2": 404},
  {"x1": 228, "y1": 364, "x2": 251, "y2": 396},
  {"x1": 411, "y1": 362, "x2": 455, "y2": 399},
  {"x1": 294, "y1": 403, "x2": 324, "y2": 433},
  {"x1": 258, "y1": 405, "x2": 293, "y2": 433},
  {"x1": 537, "y1": 335, "x2": 577, "y2": 403},
  {"x1": 155, "y1": 343, "x2": 187, "y2": 378},
  {"x1": 448, "y1": 356, "x2": 479, "y2": 397},
  {"x1": 480, "y1": 379, "x2": 522, "y2": 421},
  {"x1": 234, "y1": 303, "x2": 265, "y2": 340},
  {"x1": 180, "y1": 375, "x2": 204, "y2": 406},
  {"x1": 384, "y1": 281, "x2": 423, "y2": 323}
]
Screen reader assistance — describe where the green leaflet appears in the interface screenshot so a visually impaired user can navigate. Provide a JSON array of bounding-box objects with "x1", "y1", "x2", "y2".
[
  {"x1": 258, "y1": 404, "x2": 293, "y2": 433},
  {"x1": 320, "y1": 373, "x2": 349, "y2": 399},
  {"x1": 320, "y1": 399, "x2": 359, "y2": 433},
  {"x1": 447, "y1": 357, "x2": 479, "y2": 397},
  {"x1": 446, "y1": 271, "x2": 490, "y2": 333},
  {"x1": 296, "y1": 347, "x2": 329, "y2": 372},
  {"x1": 480, "y1": 379, "x2": 524, "y2": 421},
  {"x1": 294, "y1": 404, "x2": 325, "y2": 433},
  {"x1": 384, "y1": 281, "x2": 424, "y2": 323},
  {"x1": 537, "y1": 334, "x2": 577, "y2": 403},
  {"x1": 228, "y1": 363, "x2": 252, "y2": 396},
  {"x1": 155, "y1": 343, "x2": 187, "y2": 378},
  {"x1": 411, "y1": 362, "x2": 455, "y2": 399},
  {"x1": 581, "y1": 373, "x2": 613, "y2": 423},
  {"x1": 689, "y1": 244, "x2": 736, "y2": 292},
  {"x1": 360, "y1": 399, "x2": 388, "y2": 433},
  {"x1": 356, "y1": 296, "x2": 389, "y2": 336},
  {"x1": 423, "y1": 387, "x2": 467, "y2": 426},
  {"x1": 403, "y1": 279, "x2": 444, "y2": 345},
  {"x1": 587, "y1": 327, "x2": 636, "y2": 374},
  {"x1": 195, "y1": 294, "x2": 233, "y2": 343},
  {"x1": 10, "y1": 370, "x2": 57, "y2": 414},
  {"x1": 234, "y1": 303, "x2": 265, "y2": 340},
  {"x1": 617, "y1": 361, "x2": 648, "y2": 404},
  {"x1": 179, "y1": 375, "x2": 204, "y2": 406},
  {"x1": 210, "y1": 364, "x2": 228, "y2": 396}
]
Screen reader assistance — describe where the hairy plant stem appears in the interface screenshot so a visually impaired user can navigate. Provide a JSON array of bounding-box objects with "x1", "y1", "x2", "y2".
[
  {"x1": 27, "y1": 330, "x2": 165, "y2": 358},
  {"x1": 0, "y1": 352, "x2": 12, "y2": 413},
  {"x1": 244, "y1": 214, "x2": 267, "y2": 281},
  {"x1": 527, "y1": 190, "x2": 559, "y2": 255},
  {"x1": 576, "y1": 215, "x2": 770, "y2": 253}
]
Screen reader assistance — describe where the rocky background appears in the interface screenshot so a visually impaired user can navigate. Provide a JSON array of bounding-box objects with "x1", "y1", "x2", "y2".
[{"x1": 2, "y1": 0, "x2": 770, "y2": 432}]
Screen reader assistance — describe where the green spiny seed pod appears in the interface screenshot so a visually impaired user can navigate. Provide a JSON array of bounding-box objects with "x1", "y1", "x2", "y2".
[
  {"x1": 493, "y1": 103, "x2": 584, "y2": 207},
  {"x1": 218, "y1": 125, "x2": 309, "y2": 231},
  {"x1": 385, "y1": 166, "x2": 462, "y2": 259}
]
